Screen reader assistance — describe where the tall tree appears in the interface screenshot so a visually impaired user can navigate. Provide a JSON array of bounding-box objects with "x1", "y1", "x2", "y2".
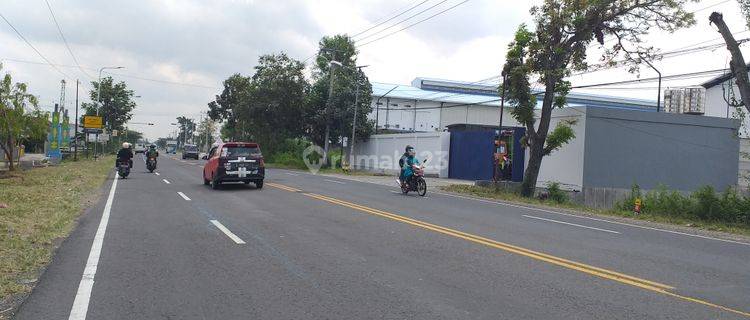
[
  {"x1": 503, "y1": 0, "x2": 695, "y2": 197},
  {"x1": 0, "y1": 66, "x2": 46, "y2": 170},
  {"x1": 309, "y1": 35, "x2": 374, "y2": 164},
  {"x1": 82, "y1": 76, "x2": 137, "y2": 132},
  {"x1": 709, "y1": 3, "x2": 750, "y2": 115},
  {"x1": 207, "y1": 74, "x2": 252, "y2": 141},
  {"x1": 195, "y1": 116, "x2": 218, "y2": 152},
  {"x1": 176, "y1": 116, "x2": 196, "y2": 146},
  {"x1": 244, "y1": 53, "x2": 309, "y2": 154}
]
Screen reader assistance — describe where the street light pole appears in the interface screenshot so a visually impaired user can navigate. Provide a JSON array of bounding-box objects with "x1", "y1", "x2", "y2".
[
  {"x1": 323, "y1": 60, "x2": 341, "y2": 167},
  {"x1": 94, "y1": 66, "x2": 124, "y2": 158},
  {"x1": 638, "y1": 53, "x2": 662, "y2": 112}
]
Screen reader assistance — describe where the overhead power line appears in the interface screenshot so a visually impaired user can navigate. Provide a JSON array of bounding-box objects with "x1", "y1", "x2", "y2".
[
  {"x1": 0, "y1": 13, "x2": 72, "y2": 80},
  {"x1": 358, "y1": 0, "x2": 470, "y2": 47},
  {"x1": 0, "y1": 57, "x2": 218, "y2": 90},
  {"x1": 43, "y1": 0, "x2": 93, "y2": 80},
  {"x1": 355, "y1": 0, "x2": 448, "y2": 42},
  {"x1": 351, "y1": 0, "x2": 430, "y2": 38},
  {"x1": 572, "y1": 68, "x2": 729, "y2": 89}
]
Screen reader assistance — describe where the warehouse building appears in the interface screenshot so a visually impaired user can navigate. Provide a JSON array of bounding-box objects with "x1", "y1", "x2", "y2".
[{"x1": 354, "y1": 77, "x2": 740, "y2": 205}]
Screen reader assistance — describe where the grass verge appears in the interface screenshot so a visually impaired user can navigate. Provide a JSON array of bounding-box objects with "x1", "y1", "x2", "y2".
[
  {"x1": 0, "y1": 156, "x2": 114, "y2": 315},
  {"x1": 441, "y1": 184, "x2": 750, "y2": 237}
]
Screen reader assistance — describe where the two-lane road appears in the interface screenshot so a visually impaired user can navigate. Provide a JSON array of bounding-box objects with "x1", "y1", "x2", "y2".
[{"x1": 14, "y1": 155, "x2": 750, "y2": 319}]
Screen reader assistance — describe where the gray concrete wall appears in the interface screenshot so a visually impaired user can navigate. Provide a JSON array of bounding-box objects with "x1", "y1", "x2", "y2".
[{"x1": 582, "y1": 107, "x2": 740, "y2": 192}]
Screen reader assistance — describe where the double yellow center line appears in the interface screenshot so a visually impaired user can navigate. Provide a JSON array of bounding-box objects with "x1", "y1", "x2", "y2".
[{"x1": 266, "y1": 182, "x2": 750, "y2": 317}]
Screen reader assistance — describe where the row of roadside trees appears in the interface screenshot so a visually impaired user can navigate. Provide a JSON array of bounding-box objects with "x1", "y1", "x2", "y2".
[{"x1": 207, "y1": 35, "x2": 373, "y2": 161}]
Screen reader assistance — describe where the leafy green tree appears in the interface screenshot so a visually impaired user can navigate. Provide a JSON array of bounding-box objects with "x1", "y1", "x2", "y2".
[
  {"x1": 0, "y1": 66, "x2": 46, "y2": 170},
  {"x1": 244, "y1": 53, "x2": 309, "y2": 154},
  {"x1": 503, "y1": 0, "x2": 695, "y2": 197},
  {"x1": 82, "y1": 76, "x2": 137, "y2": 132},
  {"x1": 176, "y1": 116, "x2": 196, "y2": 146},
  {"x1": 308, "y1": 35, "x2": 374, "y2": 164},
  {"x1": 208, "y1": 74, "x2": 252, "y2": 141},
  {"x1": 196, "y1": 116, "x2": 218, "y2": 152}
]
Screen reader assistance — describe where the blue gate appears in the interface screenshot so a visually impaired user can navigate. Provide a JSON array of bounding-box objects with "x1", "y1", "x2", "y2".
[{"x1": 448, "y1": 128, "x2": 525, "y2": 181}]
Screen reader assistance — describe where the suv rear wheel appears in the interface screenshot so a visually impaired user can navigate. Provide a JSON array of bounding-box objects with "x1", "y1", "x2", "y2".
[{"x1": 255, "y1": 180, "x2": 263, "y2": 189}]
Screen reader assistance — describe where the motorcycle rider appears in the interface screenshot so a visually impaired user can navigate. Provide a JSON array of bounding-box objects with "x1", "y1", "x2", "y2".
[
  {"x1": 398, "y1": 145, "x2": 419, "y2": 187},
  {"x1": 146, "y1": 144, "x2": 159, "y2": 165},
  {"x1": 116, "y1": 142, "x2": 134, "y2": 169}
]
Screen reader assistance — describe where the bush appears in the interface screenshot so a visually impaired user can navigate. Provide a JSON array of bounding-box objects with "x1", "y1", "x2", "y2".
[
  {"x1": 619, "y1": 184, "x2": 750, "y2": 226},
  {"x1": 546, "y1": 182, "x2": 568, "y2": 204}
]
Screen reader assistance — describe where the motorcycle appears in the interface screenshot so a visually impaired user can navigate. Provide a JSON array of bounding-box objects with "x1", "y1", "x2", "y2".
[
  {"x1": 399, "y1": 158, "x2": 428, "y2": 196},
  {"x1": 146, "y1": 157, "x2": 157, "y2": 173},
  {"x1": 117, "y1": 159, "x2": 131, "y2": 178}
]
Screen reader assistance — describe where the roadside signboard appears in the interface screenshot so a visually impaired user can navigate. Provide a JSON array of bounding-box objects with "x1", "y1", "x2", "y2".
[
  {"x1": 83, "y1": 128, "x2": 103, "y2": 134},
  {"x1": 83, "y1": 115, "x2": 103, "y2": 129}
]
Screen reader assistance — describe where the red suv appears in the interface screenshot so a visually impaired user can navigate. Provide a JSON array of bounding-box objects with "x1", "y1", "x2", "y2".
[{"x1": 203, "y1": 142, "x2": 265, "y2": 189}]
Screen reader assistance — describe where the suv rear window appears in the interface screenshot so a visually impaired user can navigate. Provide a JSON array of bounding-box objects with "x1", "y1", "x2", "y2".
[
  {"x1": 185, "y1": 145, "x2": 198, "y2": 151},
  {"x1": 223, "y1": 146, "x2": 261, "y2": 158}
]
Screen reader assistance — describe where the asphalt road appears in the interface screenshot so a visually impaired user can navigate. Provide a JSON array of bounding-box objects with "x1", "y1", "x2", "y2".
[{"x1": 13, "y1": 155, "x2": 750, "y2": 319}]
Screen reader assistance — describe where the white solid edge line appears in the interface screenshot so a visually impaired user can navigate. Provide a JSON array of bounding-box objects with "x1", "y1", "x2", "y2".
[
  {"x1": 162, "y1": 179, "x2": 170, "y2": 184},
  {"x1": 323, "y1": 179, "x2": 345, "y2": 184},
  {"x1": 523, "y1": 215, "x2": 620, "y2": 234},
  {"x1": 433, "y1": 191, "x2": 750, "y2": 247},
  {"x1": 285, "y1": 172, "x2": 299, "y2": 176},
  {"x1": 177, "y1": 192, "x2": 191, "y2": 201},
  {"x1": 68, "y1": 174, "x2": 119, "y2": 320},
  {"x1": 210, "y1": 220, "x2": 246, "y2": 244}
]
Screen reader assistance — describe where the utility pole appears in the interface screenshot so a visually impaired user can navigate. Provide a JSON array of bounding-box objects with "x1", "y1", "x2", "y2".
[
  {"x1": 349, "y1": 67, "x2": 363, "y2": 168},
  {"x1": 74, "y1": 80, "x2": 79, "y2": 161}
]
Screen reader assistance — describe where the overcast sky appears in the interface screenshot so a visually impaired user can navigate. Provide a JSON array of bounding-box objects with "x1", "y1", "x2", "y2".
[{"x1": 1, "y1": 0, "x2": 748, "y2": 140}]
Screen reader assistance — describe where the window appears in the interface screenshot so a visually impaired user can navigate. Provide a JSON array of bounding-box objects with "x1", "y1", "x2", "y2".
[
  {"x1": 223, "y1": 146, "x2": 261, "y2": 158},
  {"x1": 208, "y1": 147, "x2": 218, "y2": 158}
]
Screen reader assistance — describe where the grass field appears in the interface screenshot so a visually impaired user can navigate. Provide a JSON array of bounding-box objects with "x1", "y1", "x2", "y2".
[{"x1": 0, "y1": 156, "x2": 113, "y2": 315}]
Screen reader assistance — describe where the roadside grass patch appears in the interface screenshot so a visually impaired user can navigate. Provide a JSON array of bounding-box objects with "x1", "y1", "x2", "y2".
[
  {"x1": 441, "y1": 184, "x2": 750, "y2": 237},
  {"x1": 0, "y1": 157, "x2": 113, "y2": 311}
]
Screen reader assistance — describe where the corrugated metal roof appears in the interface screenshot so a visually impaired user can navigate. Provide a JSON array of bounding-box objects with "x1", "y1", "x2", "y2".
[{"x1": 373, "y1": 79, "x2": 657, "y2": 111}]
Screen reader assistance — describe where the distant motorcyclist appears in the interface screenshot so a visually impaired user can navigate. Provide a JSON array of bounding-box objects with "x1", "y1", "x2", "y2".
[
  {"x1": 116, "y1": 142, "x2": 134, "y2": 169},
  {"x1": 398, "y1": 145, "x2": 419, "y2": 186},
  {"x1": 146, "y1": 144, "x2": 159, "y2": 161}
]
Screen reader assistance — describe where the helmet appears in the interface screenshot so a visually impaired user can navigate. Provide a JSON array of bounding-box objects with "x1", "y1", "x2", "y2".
[
  {"x1": 122, "y1": 142, "x2": 130, "y2": 148},
  {"x1": 405, "y1": 145, "x2": 414, "y2": 152}
]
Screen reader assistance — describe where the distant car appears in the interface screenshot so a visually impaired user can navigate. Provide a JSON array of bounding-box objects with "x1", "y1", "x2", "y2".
[
  {"x1": 203, "y1": 142, "x2": 265, "y2": 189},
  {"x1": 182, "y1": 144, "x2": 199, "y2": 160},
  {"x1": 134, "y1": 143, "x2": 146, "y2": 153}
]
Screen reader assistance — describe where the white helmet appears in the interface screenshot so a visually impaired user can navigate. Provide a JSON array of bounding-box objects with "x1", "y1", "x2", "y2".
[{"x1": 122, "y1": 142, "x2": 130, "y2": 148}]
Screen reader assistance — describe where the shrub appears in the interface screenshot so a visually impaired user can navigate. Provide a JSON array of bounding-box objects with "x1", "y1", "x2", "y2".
[
  {"x1": 546, "y1": 182, "x2": 568, "y2": 204},
  {"x1": 619, "y1": 183, "x2": 750, "y2": 226}
]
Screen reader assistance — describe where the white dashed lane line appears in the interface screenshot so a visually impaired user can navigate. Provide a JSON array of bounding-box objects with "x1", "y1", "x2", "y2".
[
  {"x1": 210, "y1": 220, "x2": 246, "y2": 244},
  {"x1": 177, "y1": 192, "x2": 191, "y2": 201},
  {"x1": 522, "y1": 215, "x2": 620, "y2": 234},
  {"x1": 323, "y1": 179, "x2": 345, "y2": 184},
  {"x1": 154, "y1": 172, "x2": 160, "y2": 176},
  {"x1": 162, "y1": 179, "x2": 171, "y2": 184}
]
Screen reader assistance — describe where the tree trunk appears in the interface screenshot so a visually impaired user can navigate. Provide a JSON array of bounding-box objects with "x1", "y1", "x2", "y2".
[
  {"x1": 1, "y1": 140, "x2": 15, "y2": 171},
  {"x1": 519, "y1": 76, "x2": 559, "y2": 197},
  {"x1": 711, "y1": 12, "x2": 750, "y2": 113}
]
